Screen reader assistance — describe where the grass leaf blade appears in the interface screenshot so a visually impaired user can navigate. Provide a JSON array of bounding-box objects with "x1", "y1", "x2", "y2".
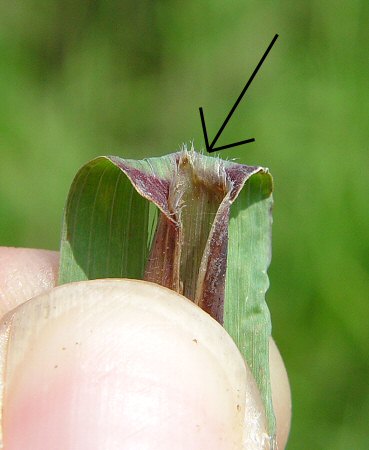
[{"x1": 225, "y1": 171, "x2": 275, "y2": 445}]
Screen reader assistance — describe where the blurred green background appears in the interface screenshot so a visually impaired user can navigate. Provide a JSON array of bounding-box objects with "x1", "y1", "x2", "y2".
[{"x1": 0, "y1": 1, "x2": 368, "y2": 448}]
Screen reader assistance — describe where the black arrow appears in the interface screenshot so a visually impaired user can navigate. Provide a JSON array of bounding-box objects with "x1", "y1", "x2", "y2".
[{"x1": 199, "y1": 34, "x2": 279, "y2": 153}]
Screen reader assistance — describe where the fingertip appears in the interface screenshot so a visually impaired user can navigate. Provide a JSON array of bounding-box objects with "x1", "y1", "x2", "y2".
[
  {"x1": 1, "y1": 279, "x2": 269, "y2": 449},
  {"x1": 269, "y1": 337, "x2": 292, "y2": 449},
  {"x1": 0, "y1": 247, "x2": 59, "y2": 316}
]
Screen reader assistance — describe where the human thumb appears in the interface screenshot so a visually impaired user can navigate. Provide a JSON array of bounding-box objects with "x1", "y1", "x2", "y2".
[{"x1": 0, "y1": 278, "x2": 273, "y2": 450}]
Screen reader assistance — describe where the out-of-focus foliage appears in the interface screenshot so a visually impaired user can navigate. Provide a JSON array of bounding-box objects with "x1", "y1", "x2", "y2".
[{"x1": 0, "y1": 1, "x2": 368, "y2": 448}]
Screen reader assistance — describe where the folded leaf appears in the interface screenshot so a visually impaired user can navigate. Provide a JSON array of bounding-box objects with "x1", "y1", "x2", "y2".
[{"x1": 59, "y1": 148, "x2": 276, "y2": 446}]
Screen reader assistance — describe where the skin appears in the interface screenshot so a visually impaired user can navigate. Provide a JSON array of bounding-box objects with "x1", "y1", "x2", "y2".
[{"x1": 0, "y1": 247, "x2": 291, "y2": 449}]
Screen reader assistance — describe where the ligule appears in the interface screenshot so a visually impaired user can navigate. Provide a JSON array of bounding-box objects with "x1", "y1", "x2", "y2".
[
  {"x1": 144, "y1": 151, "x2": 229, "y2": 321},
  {"x1": 59, "y1": 146, "x2": 276, "y2": 446}
]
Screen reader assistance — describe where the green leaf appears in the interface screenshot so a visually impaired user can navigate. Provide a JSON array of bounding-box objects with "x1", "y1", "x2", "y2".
[
  {"x1": 59, "y1": 157, "x2": 149, "y2": 283},
  {"x1": 225, "y1": 172, "x2": 275, "y2": 445},
  {"x1": 59, "y1": 149, "x2": 276, "y2": 445},
  {"x1": 59, "y1": 153, "x2": 175, "y2": 284}
]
